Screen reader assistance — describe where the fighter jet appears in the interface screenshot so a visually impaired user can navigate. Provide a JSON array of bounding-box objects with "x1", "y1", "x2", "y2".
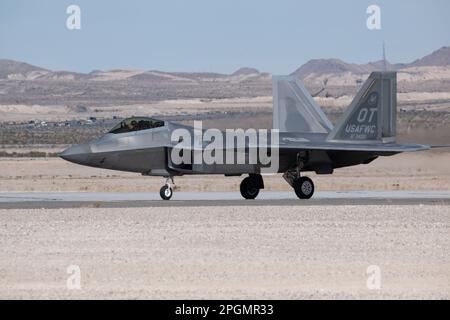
[{"x1": 60, "y1": 72, "x2": 431, "y2": 200}]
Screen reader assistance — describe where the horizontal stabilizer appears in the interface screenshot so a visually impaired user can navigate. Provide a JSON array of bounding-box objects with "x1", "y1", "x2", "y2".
[{"x1": 277, "y1": 139, "x2": 430, "y2": 153}]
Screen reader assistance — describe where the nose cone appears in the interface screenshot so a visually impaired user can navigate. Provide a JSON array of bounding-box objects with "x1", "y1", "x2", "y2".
[{"x1": 59, "y1": 143, "x2": 92, "y2": 165}]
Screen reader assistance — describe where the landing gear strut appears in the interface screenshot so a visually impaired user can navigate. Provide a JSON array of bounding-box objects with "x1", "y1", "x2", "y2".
[
  {"x1": 283, "y1": 152, "x2": 315, "y2": 199},
  {"x1": 240, "y1": 174, "x2": 264, "y2": 200},
  {"x1": 160, "y1": 177, "x2": 174, "y2": 200},
  {"x1": 283, "y1": 171, "x2": 315, "y2": 200}
]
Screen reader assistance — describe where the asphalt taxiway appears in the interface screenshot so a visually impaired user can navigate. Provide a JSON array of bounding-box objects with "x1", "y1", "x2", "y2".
[{"x1": 0, "y1": 190, "x2": 449, "y2": 208}]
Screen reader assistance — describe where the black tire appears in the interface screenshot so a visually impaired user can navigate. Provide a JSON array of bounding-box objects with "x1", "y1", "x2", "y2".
[
  {"x1": 160, "y1": 185, "x2": 173, "y2": 200},
  {"x1": 240, "y1": 177, "x2": 260, "y2": 200},
  {"x1": 293, "y1": 177, "x2": 314, "y2": 199}
]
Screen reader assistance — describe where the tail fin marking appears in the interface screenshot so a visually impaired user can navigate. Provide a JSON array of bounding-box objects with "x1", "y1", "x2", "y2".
[{"x1": 327, "y1": 72, "x2": 397, "y2": 143}]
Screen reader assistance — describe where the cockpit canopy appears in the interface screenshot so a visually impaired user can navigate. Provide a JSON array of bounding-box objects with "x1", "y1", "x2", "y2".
[{"x1": 109, "y1": 117, "x2": 165, "y2": 134}]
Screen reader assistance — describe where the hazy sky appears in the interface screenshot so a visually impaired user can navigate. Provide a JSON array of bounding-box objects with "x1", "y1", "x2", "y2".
[{"x1": 1, "y1": 0, "x2": 449, "y2": 74}]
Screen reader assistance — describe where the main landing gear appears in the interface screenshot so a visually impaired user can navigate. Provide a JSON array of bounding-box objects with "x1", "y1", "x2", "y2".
[
  {"x1": 239, "y1": 174, "x2": 264, "y2": 200},
  {"x1": 159, "y1": 172, "x2": 314, "y2": 201},
  {"x1": 293, "y1": 176, "x2": 315, "y2": 199},
  {"x1": 283, "y1": 151, "x2": 315, "y2": 199},
  {"x1": 238, "y1": 173, "x2": 314, "y2": 200},
  {"x1": 160, "y1": 177, "x2": 174, "y2": 200},
  {"x1": 283, "y1": 171, "x2": 315, "y2": 200}
]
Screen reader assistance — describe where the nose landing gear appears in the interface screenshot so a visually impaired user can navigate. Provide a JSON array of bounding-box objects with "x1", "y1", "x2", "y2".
[{"x1": 160, "y1": 177, "x2": 174, "y2": 200}]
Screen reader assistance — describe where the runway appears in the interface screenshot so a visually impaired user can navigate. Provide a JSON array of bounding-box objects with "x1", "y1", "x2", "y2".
[{"x1": 0, "y1": 190, "x2": 449, "y2": 208}]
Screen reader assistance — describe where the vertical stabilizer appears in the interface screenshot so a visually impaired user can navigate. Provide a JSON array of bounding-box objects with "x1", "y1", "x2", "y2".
[
  {"x1": 273, "y1": 76, "x2": 333, "y2": 133},
  {"x1": 327, "y1": 72, "x2": 397, "y2": 143}
]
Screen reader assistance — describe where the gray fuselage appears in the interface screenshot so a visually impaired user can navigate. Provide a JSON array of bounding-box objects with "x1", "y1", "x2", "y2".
[{"x1": 60, "y1": 120, "x2": 387, "y2": 177}]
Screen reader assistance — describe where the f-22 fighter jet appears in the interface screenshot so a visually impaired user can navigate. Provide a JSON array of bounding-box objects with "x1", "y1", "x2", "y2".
[{"x1": 60, "y1": 72, "x2": 431, "y2": 200}]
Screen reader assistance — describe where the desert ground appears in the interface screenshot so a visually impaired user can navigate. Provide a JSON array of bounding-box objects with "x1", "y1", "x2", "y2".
[{"x1": 0, "y1": 205, "x2": 448, "y2": 299}]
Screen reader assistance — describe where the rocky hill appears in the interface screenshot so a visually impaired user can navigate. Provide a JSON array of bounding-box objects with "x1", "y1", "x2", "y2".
[
  {"x1": 0, "y1": 46, "x2": 449, "y2": 107},
  {"x1": 409, "y1": 47, "x2": 450, "y2": 67},
  {"x1": 293, "y1": 46, "x2": 450, "y2": 79},
  {"x1": 0, "y1": 59, "x2": 49, "y2": 80}
]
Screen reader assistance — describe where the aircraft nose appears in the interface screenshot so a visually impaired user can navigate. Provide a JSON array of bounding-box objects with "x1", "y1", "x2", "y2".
[{"x1": 59, "y1": 143, "x2": 92, "y2": 165}]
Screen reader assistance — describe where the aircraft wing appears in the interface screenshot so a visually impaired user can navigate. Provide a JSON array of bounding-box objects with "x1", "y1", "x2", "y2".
[
  {"x1": 277, "y1": 140, "x2": 430, "y2": 153},
  {"x1": 169, "y1": 140, "x2": 430, "y2": 153}
]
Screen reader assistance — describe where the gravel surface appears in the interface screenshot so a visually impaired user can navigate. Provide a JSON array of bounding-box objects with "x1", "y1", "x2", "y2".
[{"x1": 0, "y1": 205, "x2": 449, "y2": 299}]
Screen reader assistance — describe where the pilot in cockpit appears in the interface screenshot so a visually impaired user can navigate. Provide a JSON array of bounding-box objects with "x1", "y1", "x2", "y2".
[{"x1": 129, "y1": 120, "x2": 138, "y2": 131}]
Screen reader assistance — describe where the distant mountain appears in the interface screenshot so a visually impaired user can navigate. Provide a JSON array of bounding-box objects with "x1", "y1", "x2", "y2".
[
  {"x1": 231, "y1": 67, "x2": 260, "y2": 76},
  {"x1": 127, "y1": 71, "x2": 172, "y2": 82},
  {"x1": 291, "y1": 58, "x2": 405, "y2": 78},
  {"x1": 1, "y1": 46, "x2": 450, "y2": 107},
  {"x1": 408, "y1": 47, "x2": 450, "y2": 67},
  {"x1": 36, "y1": 70, "x2": 89, "y2": 81},
  {"x1": 365, "y1": 60, "x2": 406, "y2": 71},
  {"x1": 1, "y1": 45, "x2": 449, "y2": 82},
  {"x1": 0, "y1": 59, "x2": 48, "y2": 79},
  {"x1": 291, "y1": 46, "x2": 450, "y2": 78}
]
